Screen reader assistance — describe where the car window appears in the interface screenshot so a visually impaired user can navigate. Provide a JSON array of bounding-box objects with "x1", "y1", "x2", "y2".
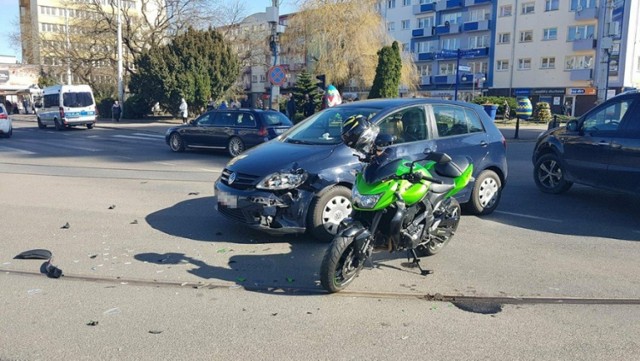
[
  {"x1": 236, "y1": 113, "x2": 257, "y2": 127},
  {"x1": 433, "y1": 104, "x2": 483, "y2": 137},
  {"x1": 263, "y1": 112, "x2": 292, "y2": 126},
  {"x1": 196, "y1": 113, "x2": 214, "y2": 126},
  {"x1": 283, "y1": 107, "x2": 379, "y2": 145},
  {"x1": 377, "y1": 106, "x2": 428, "y2": 144},
  {"x1": 63, "y1": 92, "x2": 93, "y2": 107},
  {"x1": 582, "y1": 98, "x2": 633, "y2": 132},
  {"x1": 213, "y1": 112, "x2": 235, "y2": 126},
  {"x1": 44, "y1": 94, "x2": 59, "y2": 107}
]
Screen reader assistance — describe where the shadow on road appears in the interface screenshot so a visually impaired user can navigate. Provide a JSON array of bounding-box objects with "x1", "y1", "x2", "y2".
[{"x1": 143, "y1": 196, "x2": 327, "y2": 293}]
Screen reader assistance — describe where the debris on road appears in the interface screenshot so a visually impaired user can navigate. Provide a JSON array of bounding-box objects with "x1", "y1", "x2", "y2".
[
  {"x1": 108, "y1": 205, "x2": 116, "y2": 210},
  {"x1": 61, "y1": 222, "x2": 70, "y2": 229},
  {"x1": 86, "y1": 321, "x2": 99, "y2": 326},
  {"x1": 14, "y1": 249, "x2": 52, "y2": 260}
]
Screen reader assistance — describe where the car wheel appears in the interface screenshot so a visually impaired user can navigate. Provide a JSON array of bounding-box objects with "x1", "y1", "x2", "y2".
[
  {"x1": 169, "y1": 133, "x2": 185, "y2": 152},
  {"x1": 533, "y1": 153, "x2": 573, "y2": 194},
  {"x1": 37, "y1": 117, "x2": 46, "y2": 129},
  {"x1": 309, "y1": 185, "x2": 352, "y2": 242},
  {"x1": 54, "y1": 118, "x2": 64, "y2": 131},
  {"x1": 465, "y1": 170, "x2": 502, "y2": 215},
  {"x1": 227, "y1": 137, "x2": 245, "y2": 157},
  {"x1": 86, "y1": 123, "x2": 94, "y2": 129}
]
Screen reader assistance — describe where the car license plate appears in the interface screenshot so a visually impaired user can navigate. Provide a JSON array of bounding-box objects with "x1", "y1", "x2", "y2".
[
  {"x1": 217, "y1": 190, "x2": 237, "y2": 208},
  {"x1": 275, "y1": 128, "x2": 285, "y2": 134},
  {"x1": 80, "y1": 111, "x2": 88, "y2": 116}
]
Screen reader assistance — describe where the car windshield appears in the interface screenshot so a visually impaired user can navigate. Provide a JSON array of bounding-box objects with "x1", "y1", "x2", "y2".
[
  {"x1": 263, "y1": 112, "x2": 293, "y2": 126},
  {"x1": 282, "y1": 107, "x2": 380, "y2": 145},
  {"x1": 63, "y1": 92, "x2": 93, "y2": 107}
]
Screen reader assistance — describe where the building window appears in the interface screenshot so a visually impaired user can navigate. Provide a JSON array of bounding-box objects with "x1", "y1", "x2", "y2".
[
  {"x1": 387, "y1": 22, "x2": 395, "y2": 31},
  {"x1": 545, "y1": 0, "x2": 559, "y2": 11},
  {"x1": 416, "y1": 40, "x2": 437, "y2": 53},
  {"x1": 441, "y1": 38, "x2": 460, "y2": 50},
  {"x1": 401, "y1": 20, "x2": 411, "y2": 30},
  {"x1": 498, "y1": 33, "x2": 511, "y2": 44},
  {"x1": 543, "y1": 28, "x2": 558, "y2": 40},
  {"x1": 518, "y1": 58, "x2": 532, "y2": 70},
  {"x1": 497, "y1": 60, "x2": 509, "y2": 71},
  {"x1": 418, "y1": 16, "x2": 434, "y2": 29},
  {"x1": 441, "y1": 12, "x2": 462, "y2": 25},
  {"x1": 570, "y1": 0, "x2": 596, "y2": 11},
  {"x1": 565, "y1": 55, "x2": 593, "y2": 70},
  {"x1": 403, "y1": 0, "x2": 411, "y2": 5},
  {"x1": 468, "y1": 61, "x2": 488, "y2": 74},
  {"x1": 520, "y1": 30, "x2": 533, "y2": 42},
  {"x1": 541, "y1": 57, "x2": 556, "y2": 69},
  {"x1": 499, "y1": 5, "x2": 512, "y2": 17},
  {"x1": 439, "y1": 63, "x2": 457, "y2": 75},
  {"x1": 469, "y1": 35, "x2": 490, "y2": 49},
  {"x1": 469, "y1": 9, "x2": 489, "y2": 22},
  {"x1": 417, "y1": 64, "x2": 432, "y2": 76},
  {"x1": 521, "y1": 2, "x2": 535, "y2": 14},
  {"x1": 567, "y1": 25, "x2": 595, "y2": 41},
  {"x1": 388, "y1": 0, "x2": 396, "y2": 8}
]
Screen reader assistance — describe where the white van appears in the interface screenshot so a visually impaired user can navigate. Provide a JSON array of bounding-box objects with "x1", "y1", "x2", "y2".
[{"x1": 36, "y1": 84, "x2": 97, "y2": 130}]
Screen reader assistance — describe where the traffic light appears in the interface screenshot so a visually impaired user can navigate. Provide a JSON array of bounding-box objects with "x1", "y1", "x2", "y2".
[{"x1": 316, "y1": 74, "x2": 326, "y2": 90}]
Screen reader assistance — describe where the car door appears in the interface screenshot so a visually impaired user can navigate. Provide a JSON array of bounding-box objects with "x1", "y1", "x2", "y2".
[
  {"x1": 429, "y1": 103, "x2": 490, "y2": 163},
  {"x1": 563, "y1": 96, "x2": 632, "y2": 187},
  {"x1": 375, "y1": 105, "x2": 430, "y2": 160},
  {"x1": 605, "y1": 97, "x2": 640, "y2": 193},
  {"x1": 205, "y1": 110, "x2": 235, "y2": 148},
  {"x1": 181, "y1": 112, "x2": 214, "y2": 146}
]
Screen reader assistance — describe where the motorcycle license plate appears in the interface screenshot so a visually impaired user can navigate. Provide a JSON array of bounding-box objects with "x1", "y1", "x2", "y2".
[{"x1": 217, "y1": 190, "x2": 237, "y2": 208}]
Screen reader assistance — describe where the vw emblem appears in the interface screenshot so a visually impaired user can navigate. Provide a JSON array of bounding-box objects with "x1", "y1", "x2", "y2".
[{"x1": 228, "y1": 172, "x2": 237, "y2": 185}]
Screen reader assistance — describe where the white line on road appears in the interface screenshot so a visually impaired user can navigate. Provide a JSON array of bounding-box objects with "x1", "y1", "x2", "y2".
[
  {"x1": 199, "y1": 168, "x2": 223, "y2": 172},
  {"x1": 154, "y1": 161, "x2": 176, "y2": 166},
  {"x1": 0, "y1": 146, "x2": 36, "y2": 155},
  {"x1": 132, "y1": 133, "x2": 164, "y2": 139},
  {"x1": 494, "y1": 210, "x2": 563, "y2": 223},
  {"x1": 113, "y1": 134, "x2": 163, "y2": 141}
]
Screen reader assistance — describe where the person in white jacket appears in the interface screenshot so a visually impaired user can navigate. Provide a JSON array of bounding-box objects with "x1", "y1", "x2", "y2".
[{"x1": 179, "y1": 98, "x2": 188, "y2": 124}]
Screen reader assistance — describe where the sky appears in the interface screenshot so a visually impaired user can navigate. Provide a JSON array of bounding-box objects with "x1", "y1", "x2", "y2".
[{"x1": 0, "y1": 0, "x2": 298, "y2": 62}]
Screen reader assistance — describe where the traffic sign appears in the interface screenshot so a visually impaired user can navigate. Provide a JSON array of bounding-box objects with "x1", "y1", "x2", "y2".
[
  {"x1": 268, "y1": 65, "x2": 286, "y2": 86},
  {"x1": 458, "y1": 65, "x2": 471, "y2": 72}
]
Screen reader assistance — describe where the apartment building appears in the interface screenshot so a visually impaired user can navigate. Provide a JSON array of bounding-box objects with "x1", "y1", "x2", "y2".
[{"x1": 381, "y1": 0, "x2": 640, "y2": 116}]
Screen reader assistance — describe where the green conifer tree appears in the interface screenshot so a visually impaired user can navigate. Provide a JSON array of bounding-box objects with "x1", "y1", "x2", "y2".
[{"x1": 368, "y1": 41, "x2": 402, "y2": 99}]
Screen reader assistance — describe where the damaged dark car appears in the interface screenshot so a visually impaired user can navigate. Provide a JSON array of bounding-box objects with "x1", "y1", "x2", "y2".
[{"x1": 214, "y1": 98, "x2": 508, "y2": 241}]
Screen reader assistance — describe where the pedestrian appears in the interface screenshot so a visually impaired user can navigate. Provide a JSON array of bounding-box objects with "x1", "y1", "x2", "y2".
[
  {"x1": 503, "y1": 100, "x2": 510, "y2": 121},
  {"x1": 219, "y1": 100, "x2": 228, "y2": 110},
  {"x1": 112, "y1": 100, "x2": 122, "y2": 122},
  {"x1": 179, "y1": 97, "x2": 188, "y2": 124},
  {"x1": 303, "y1": 94, "x2": 315, "y2": 117},
  {"x1": 206, "y1": 98, "x2": 216, "y2": 112},
  {"x1": 286, "y1": 92, "x2": 296, "y2": 120}
]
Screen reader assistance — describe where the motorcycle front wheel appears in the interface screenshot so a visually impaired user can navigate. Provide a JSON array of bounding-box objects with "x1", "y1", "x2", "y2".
[{"x1": 320, "y1": 235, "x2": 365, "y2": 293}]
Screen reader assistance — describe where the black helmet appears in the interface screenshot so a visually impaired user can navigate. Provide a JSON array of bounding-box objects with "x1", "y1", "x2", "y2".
[{"x1": 341, "y1": 115, "x2": 379, "y2": 154}]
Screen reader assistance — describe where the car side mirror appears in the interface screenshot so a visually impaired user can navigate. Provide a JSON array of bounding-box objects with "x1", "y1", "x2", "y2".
[{"x1": 566, "y1": 120, "x2": 579, "y2": 132}]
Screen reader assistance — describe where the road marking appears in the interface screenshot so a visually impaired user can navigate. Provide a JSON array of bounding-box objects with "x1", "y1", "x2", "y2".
[
  {"x1": 154, "y1": 161, "x2": 176, "y2": 166},
  {"x1": 113, "y1": 134, "x2": 164, "y2": 141},
  {"x1": 0, "y1": 146, "x2": 36, "y2": 155},
  {"x1": 51, "y1": 143, "x2": 101, "y2": 152},
  {"x1": 494, "y1": 210, "x2": 562, "y2": 223},
  {"x1": 199, "y1": 167, "x2": 222, "y2": 172},
  {"x1": 132, "y1": 132, "x2": 164, "y2": 139}
]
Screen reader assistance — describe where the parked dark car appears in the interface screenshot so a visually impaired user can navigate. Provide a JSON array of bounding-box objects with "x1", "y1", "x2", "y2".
[
  {"x1": 215, "y1": 98, "x2": 508, "y2": 241},
  {"x1": 165, "y1": 108, "x2": 292, "y2": 157},
  {"x1": 533, "y1": 90, "x2": 640, "y2": 195}
]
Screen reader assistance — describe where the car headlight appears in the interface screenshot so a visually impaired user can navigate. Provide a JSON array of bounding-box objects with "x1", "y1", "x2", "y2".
[
  {"x1": 256, "y1": 171, "x2": 308, "y2": 190},
  {"x1": 352, "y1": 187, "x2": 381, "y2": 209}
]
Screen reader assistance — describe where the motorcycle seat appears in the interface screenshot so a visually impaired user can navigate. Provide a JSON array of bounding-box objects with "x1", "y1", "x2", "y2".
[{"x1": 435, "y1": 156, "x2": 470, "y2": 178}]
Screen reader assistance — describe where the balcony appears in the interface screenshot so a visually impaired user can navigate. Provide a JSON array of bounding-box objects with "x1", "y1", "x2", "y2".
[
  {"x1": 417, "y1": 52, "x2": 437, "y2": 61},
  {"x1": 464, "y1": 0, "x2": 491, "y2": 6},
  {"x1": 413, "y1": 2, "x2": 436, "y2": 14},
  {"x1": 433, "y1": 75, "x2": 456, "y2": 84},
  {"x1": 462, "y1": 19, "x2": 490, "y2": 32},
  {"x1": 434, "y1": 23, "x2": 460, "y2": 35},
  {"x1": 570, "y1": 69, "x2": 593, "y2": 81},
  {"x1": 572, "y1": 38, "x2": 596, "y2": 51},
  {"x1": 436, "y1": 0, "x2": 463, "y2": 11},
  {"x1": 420, "y1": 75, "x2": 432, "y2": 86},
  {"x1": 574, "y1": 7, "x2": 598, "y2": 20}
]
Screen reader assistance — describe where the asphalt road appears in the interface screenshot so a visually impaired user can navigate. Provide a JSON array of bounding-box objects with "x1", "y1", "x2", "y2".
[{"x1": 1, "y1": 117, "x2": 639, "y2": 360}]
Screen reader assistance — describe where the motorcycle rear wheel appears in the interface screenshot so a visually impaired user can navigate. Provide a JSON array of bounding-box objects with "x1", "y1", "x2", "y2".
[
  {"x1": 320, "y1": 236, "x2": 364, "y2": 293},
  {"x1": 417, "y1": 198, "x2": 461, "y2": 256}
]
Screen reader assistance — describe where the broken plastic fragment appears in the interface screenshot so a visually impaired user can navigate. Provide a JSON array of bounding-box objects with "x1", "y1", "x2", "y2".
[
  {"x1": 108, "y1": 205, "x2": 116, "y2": 209},
  {"x1": 236, "y1": 277, "x2": 246, "y2": 282},
  {"x1": 61, "y1": 222, "x2": 70, "y2": 229},
  {"x1": 148, "y1": 330, "x2": 163, "y2": 334},
  {"x1": 14, "y1": 249, "x2": 52, "y2": 260},
  {"x1": 86, "y1": 321, "x2": 99, "y2": 326},
  {"x1": 286, "y1": 277, "x2": 295, "y2": 283}
]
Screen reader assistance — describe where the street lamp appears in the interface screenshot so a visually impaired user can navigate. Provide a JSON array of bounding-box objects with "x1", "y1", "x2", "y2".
[{"x1": 473, "y1": 76, "x2": 486, "y2": 101}]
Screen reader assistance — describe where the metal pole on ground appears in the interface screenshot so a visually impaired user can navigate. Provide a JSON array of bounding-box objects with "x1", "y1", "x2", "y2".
[{"x1": 514, "y1": 117, "x2": 520, "y2": 139}]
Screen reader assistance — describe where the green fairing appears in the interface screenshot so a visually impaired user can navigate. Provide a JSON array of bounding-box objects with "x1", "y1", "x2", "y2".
[{"x1": 446, "y1": 163, "x2": 474, "y2": 198}]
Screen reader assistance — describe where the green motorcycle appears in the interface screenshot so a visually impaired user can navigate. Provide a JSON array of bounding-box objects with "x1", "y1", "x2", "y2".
[{"x1": 319, "y1": 115, "x2": 474, "y2": 293}]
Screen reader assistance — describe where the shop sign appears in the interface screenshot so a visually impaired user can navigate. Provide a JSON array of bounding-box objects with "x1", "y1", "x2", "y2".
[
  {"x1": 567, "y1": 88, "x2": 596, "y2": 95},
  {"x1": 0, "y1": 70, "x2": 9, "y2": 83},
  {"x1": 532, "y1": 88, "x2": 566, "y2": 95}
]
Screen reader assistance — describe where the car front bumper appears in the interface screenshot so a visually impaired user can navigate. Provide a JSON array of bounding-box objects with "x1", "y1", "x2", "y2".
[{"x1": 214, "y1": 179, "x2": 314, "y2": 235}]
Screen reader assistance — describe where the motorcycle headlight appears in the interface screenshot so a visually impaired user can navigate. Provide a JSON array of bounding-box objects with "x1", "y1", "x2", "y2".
[
  {"x1": 256, "y1": 171, "x2": 308, "y2": 190},
  {"x1": 352, "y1": 187, "x2": 381, "y2": 209}
]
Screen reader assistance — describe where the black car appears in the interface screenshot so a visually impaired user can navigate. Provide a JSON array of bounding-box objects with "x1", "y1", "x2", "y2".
[
  {"x1": 165, "y1": 108, "x2": 292, "y2": 157},
  {"x1": 215, "y1": 98, "x2": 508, "y2": 241},
  {"x1": 533, "y1": 90, "x2": 640, "y2": 195}
]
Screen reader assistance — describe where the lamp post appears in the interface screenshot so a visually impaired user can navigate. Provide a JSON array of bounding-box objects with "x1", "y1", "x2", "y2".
[
  {"x1": 473, "y1": 76, "x2": 486, "y2": 101},
  {"x1": 117, "y1": 0, "x2": 124, "y2": 115}
]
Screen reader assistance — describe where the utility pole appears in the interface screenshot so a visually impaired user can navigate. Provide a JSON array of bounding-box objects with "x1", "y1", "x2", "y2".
[
  {"x1": 596, "y1": 0, "x2": 614, "y2": 104},
  {"x1": 117, "y1": 0, "x2": 124, "y2": 116},
  {"x1": 65, "y1": 9, "x2": 71, "y2": 85},
  {"x1": 267, "y1": 0, "x2": 280, "y2": 110}
]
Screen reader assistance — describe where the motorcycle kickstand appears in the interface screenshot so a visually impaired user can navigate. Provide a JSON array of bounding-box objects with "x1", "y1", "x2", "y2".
[{"x1": 408, "y1": 249, "x2": 433, "y2": 276}]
